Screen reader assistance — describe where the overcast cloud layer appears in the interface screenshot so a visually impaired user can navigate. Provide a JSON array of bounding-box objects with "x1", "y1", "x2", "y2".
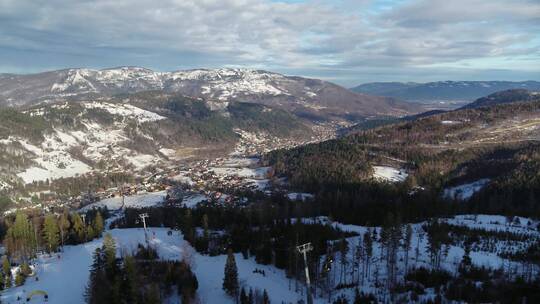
[{"x1": 0, "y1": 0, "x2": 539, "y2": 85}]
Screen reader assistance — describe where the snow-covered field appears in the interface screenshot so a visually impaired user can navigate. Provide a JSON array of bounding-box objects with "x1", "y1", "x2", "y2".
[
  {"x1": 443, "y1": 178, "x2": 490, "y2": 200},
  {"x1": 80, "y1": 191, "x2": 167, "y2": 211},
  {"x1": 15, "y1": 136, "x2": 92, "y2": 183},
  {"x1": 210, "y1": 166, "x2": 271, "y2": 179},
  {"x1": 0, "y1": 228, "x2": 308, "y2": 304},
  {"x1": 82, "y1": 101, "x2": 166, "y2": 123},
  {"x1": 287, "y1": 192, "x2": 314, "y2": 201},
  {"x1": 372, "y1": 165, "x2": 408, "y2": 182},
  {"x1": 1, "y1": 214, "x2": 538, "y2": 304}
]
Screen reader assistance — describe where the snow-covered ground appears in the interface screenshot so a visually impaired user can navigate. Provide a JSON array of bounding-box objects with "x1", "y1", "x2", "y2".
[
  {"x1": 182, "y1": 194, "x2": 209, "y2": 208},
  {"x1": 0, "y1": 228, "x2": 309, "y2": 304},
  {"x1": 443, "y1": 178, "x2": 490, "y2": 200},
  {"x1": 82, "y1": 101, "x2": 166, "y2": 123},
  {"x1": 15, "y1": 136, "x2": 92, "y2": 183},
  {"x1": 9, "y1": 101, "x2": 168, "y2": 184},
  {"x1": 80, "y1": 191, "x2": 167, "y2": 211},
  {"x1": 287, "y1": 192, "x2": 314, "y2": 201},
  {"x1": 2, "y1": 214, "x2": 538, "y2": 304},
  {"x1": 372, "y1": 165, "x2": 408, "y2": 182},
  {"x1": 209, "y1": 166, "x2": 271, "y2": 179}
]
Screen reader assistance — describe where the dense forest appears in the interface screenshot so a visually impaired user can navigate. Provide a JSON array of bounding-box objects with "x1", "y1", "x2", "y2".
[{"x1": 265, "y1": 99, "x2": 540, "y2": 224}]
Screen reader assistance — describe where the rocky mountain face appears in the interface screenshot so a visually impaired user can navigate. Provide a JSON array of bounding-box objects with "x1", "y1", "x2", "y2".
[
  {"x1": 0, "y1": 67, "x2": 420, "y2": 119},
  {"x1": 352, "y1": 80, "x2": 540, "y2": 103}
]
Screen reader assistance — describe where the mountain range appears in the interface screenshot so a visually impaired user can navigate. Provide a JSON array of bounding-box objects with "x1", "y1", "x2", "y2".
[
  {"x1": 0, "y1": 67, "x2": 426, "y2": 193},
  {"x1": 352, "y1": 80, "x2": 540, "y2": 103},
  {"x1": 0, "y1": 67, "x2": 419, "y2": 119}
]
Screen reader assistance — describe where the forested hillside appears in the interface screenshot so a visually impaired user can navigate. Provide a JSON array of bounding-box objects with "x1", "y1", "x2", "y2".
[{"x1": 265, "y1": 96, "x2": 540, "y2": 225}]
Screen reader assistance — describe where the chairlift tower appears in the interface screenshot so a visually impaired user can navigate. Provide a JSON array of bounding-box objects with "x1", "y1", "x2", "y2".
[
  {"x1": 139, "y1": 213, "x2": 149, "y2": 243},
  {"x1": 297, "y1": 242, "x2": 314, "y2": 304}
]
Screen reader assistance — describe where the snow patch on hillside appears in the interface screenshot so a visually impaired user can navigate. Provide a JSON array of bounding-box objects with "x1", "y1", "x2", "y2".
[
  {"x1": 372, "y1": 166, "x2": 408, "y2": 182},
  {"x1": 16, "y1": 136, "x2": 92, "y2": 183},
  {"x1": 443, "y1": 178, "x2": 490, "y2": 200},
  {"x1": 82, "y1": 101, "x2": 165, "y2": 123},
  {"x1": 80, "y1": 191, "x2": 167, "y2": 211}
]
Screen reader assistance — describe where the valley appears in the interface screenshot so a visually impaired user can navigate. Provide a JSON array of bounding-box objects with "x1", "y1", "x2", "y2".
[{"x1": 0, "y1": 69, "x2": 539, "y2": 304}]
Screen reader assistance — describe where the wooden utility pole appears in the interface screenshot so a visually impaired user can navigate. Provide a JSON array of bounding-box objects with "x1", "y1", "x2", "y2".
[{"x1": 297, "y1": 242, "x2": 314, "y2": 304}]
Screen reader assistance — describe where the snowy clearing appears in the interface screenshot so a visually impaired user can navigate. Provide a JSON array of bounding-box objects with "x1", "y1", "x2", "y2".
[
  {"x1": 372, "y1": 165, "x2": 408, "y2": 182},
  {"x1": 80, "y1": 191, "x2": 167, "y2": 211},
  {"x1": 443, "y1": 178, "x2": 490, "y2": 200},
  {"x1": 0, "y1": 228, "x2": 310, "y2": 304}
]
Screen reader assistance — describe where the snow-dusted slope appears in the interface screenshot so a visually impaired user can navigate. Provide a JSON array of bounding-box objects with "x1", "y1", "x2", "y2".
[
  {"x1": 0, "y1": 101, "x2": 169, "y2": 185},
  {"x1": 0, "y1": 67, "x2": 420, "y2": 117}
]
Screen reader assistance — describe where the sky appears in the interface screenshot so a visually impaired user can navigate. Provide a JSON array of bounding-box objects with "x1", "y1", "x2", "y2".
[{"x1": 0, "y1": 0, "x2": 539, "y2": 86}]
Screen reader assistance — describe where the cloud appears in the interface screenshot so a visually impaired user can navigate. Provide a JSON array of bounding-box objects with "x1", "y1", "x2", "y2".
[{"x1": 0, "y1": 0, "x2": 538, "y2": 85}]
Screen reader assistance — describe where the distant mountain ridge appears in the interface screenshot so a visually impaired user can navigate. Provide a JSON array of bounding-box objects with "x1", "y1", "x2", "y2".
[
  {"x1": 0, "y1": 67, "x2": 421, "y2": 119},
  {"x1": 461, "y1": 89, "x2": 539, "y2": 109},
  {"x1": 352, "y1": 80, "x2": 540, "y2": 102}
]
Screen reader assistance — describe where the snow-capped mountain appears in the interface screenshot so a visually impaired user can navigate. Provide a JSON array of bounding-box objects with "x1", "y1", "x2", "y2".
[{"x1": 0, "y1": 67, "x2": 420, "y2": 117}]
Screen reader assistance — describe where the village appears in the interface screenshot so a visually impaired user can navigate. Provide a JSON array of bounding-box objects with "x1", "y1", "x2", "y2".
[{"x1": 1, "y1": 123, "x2": 333, "y2": 216}]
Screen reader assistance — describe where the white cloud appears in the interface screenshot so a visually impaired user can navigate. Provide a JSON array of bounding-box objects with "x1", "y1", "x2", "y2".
[{"x1": 0, "y1": 0, "x2": 538, "y2": 84}]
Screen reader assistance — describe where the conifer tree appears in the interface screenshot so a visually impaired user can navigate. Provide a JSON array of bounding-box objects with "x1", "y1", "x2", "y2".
[
  {"x1": 58, "y1": 210, "x2": 70, "y2": 250},
  {"x1": 43, "y1": 215, "x2": 60, "y2": 253},
  {"x1": 223, "y1": 249, "x2": 239, "y2": 297},
  {"x1": 123, "y1": 255, "x2": 138, "y2": 304},
  {"x1": 14, "y1": 269, "x2": 25, "y2": 286},
  {"x1": 262, "y1": 289, "x2": 270, "y2": 304},
  {"x1": 93, "y1": 212, "x2": 104, "y2": 237},
  {"x1": 71, "y1": 213, "x2": 86, "y2": 243},
  {"x1": 5, "y1": 212, "x2": 36, "y2": 262},
  {"x1": 248, "y1": 288, "x2": 254, "y2": 304},
  {"x1": 103, "y1": 233, "x2": 117, "y2": 278},
  {"x1": 202, "y1": 214, "x2": 209, "y2": 239},
  {"x1": 240, "y1": 287, "x2": 248, "y2": 304},
  {"x1": 362, "y1": 230, "x2": 373, "y2": 285},
  {"x1": 1, "y1": 256, "x2": 9, "y2": 277},
  {"x1": 2, "y1": 256, "x2": 11, "y2": 289},
  {"x1": 20, "y1": 262, "x2": 31, "y2": 276},
  {"x1": 86, "y1": 225, "x2": 96, "y2": 240},
  {"x1": 403, "y1": 224, "x2": 413, "y2": 271},
  {"x1": 0, "y1": 271, "x2": 4, "y2": 291}
]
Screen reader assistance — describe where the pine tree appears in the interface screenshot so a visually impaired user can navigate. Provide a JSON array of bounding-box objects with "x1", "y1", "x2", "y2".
[
  {"x1": 240, "y1": 287, "x2": 248, "y2": 304},
  {"x1": 5, "y1": 212, "x2": 36, "y2": 262},
  {"x1": 86, "y1": 225, "x2": 96, "y2": 240},
  {"x1": 0, "y1": 271, "x2": 4, "y2": 291},
  {"x1": 338, "y1": 238, "x2": 349, "y2": 284},
  {"x1": 202, "y1": 214, "x2": 209, "y2": 239},
  {"x1": 123, "y1": 255, "x2": 138, "y2": 304},
  {"x1": 20, "y1": 262, "x2": 31, "y2": 276},
  {"x1": 14, "y1": 269, "x2": 25, "y2": 286},
  {"x1": 93, "y1": 212, "x2": 104, "y2": 237},
  {"x1": 1, "y1": 256, "x2": 9, "y2": 277},
  {"x1": 58, "y1": 210, "x2": 71, "y2": 250},
  {"x1": 145, "y1": 283, "x2": 161, "y2": 304},
  {"x1": 71, "y1": 213, "x2": 86, "y2": 243},
  {"x1": 262, "y1": 289, "x2": 270, "y2": 304},
  {"x1": 2, "y1": 256, "x2": 11, "y2": 289},
  {"x1": 403, "y1": 224, "x2": 413, "y2": 272},
  {"x1": 248, "y1": 288, "x2": 254, "y2": 304},
  {"x1": 362, "y1": 230, "x2": 373, "y2": 285},
  {"x1": 103, "y1": 233, "x2": 117, "y2": 278},
  {"x1": 43, "y1": 215, "x2": 60, "y2": 253},
  {"x1": 183, "y1": 209, "x2": 194, "y2": 242},
  {"x1": 223, "y1": 249, "x2": 239, "y2": 297}
]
